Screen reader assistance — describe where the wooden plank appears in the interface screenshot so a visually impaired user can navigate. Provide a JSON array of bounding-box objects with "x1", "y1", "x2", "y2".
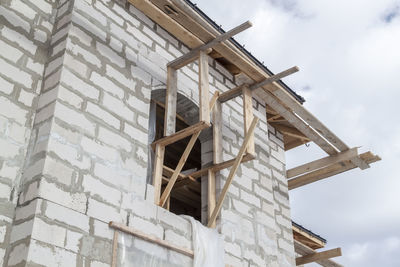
[
  {"x1": 208, "y1": 169, "x2": 216, "y2": 228},
  {"x1": 218, "y1": 84, "x2": 246, "y2": 103},
  {"x1": 249, "y1": 66, "x2": 299, "y2": 90},
  {"x1": 188, "y1": 152, "x2": 255, "y2": 178},
  {"x1": 111, "y1": 230, "x2": 118, "y2": 267},
  {"x1": 164, "y1": 67, "x2": 178, "y2": 136},
  {"x1": 153, "y1": 144, "x2": 165, "y2": 204},
  {"x1": 109, "y1": 221, "x2": 194, "y2": 258},
  {"x1": 168, "y1": 21, "x2": 252, "y2": 69},
  {"x1": 288, "y1": 151, "x2": 381, "y2": 190},
  {"x1": 296, "y1": 248, "x2": 342, "y2": 266},
  {"x1": 208, "y1": 117, "x2": 259, "y2": 227},
  {"x1": 294, "y1": 240, "x2": 343, "y2": 267},
  {"x1": 287, "y1": 148, "x2": 358, "y2": 178},
  {"x1": 242, "y1": 85, "x2": 255, "y2": 155},
  {"x1": 213, "y1": 100, "x2": 223, "y2": 164},
  {"x1": 199, "y1": 50, "x2": 210, "y2": 124},
  {"x1": 152, "y1": 121, "x2": 210, "y2": 147},
  {"x1": 159, "y1": 130, "x2": 202, "y2": 206}
]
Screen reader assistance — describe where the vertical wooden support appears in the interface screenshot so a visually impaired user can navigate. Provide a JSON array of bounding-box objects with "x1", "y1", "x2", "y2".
[
  {"x1": 208, "y1": 117, "x2": 259, "y2": 227},
  {"x1": 242, "y1": 85, "x2": 255, "y2": 156},
  {"x1": 198, "y1": 51, "x2": 210, "y2": 124},
  {"x1": 207, "y1": 169, "x2": 216, "y2": 228},
  {"x1": 213, "y1": 100, "x2": 223, "y2": 164},
  {"x1": 159, "y1": 130, "x2": 202, "y2": 207},
  {"x1": 153, "y1": 144, "x2": 165, "y2": 204},
  {"x1": 164, "y1": 66, "x2": 178, "y2": 136},
  {"x1": 111, "y1": 230, "x2": 119, "y2": 267}
]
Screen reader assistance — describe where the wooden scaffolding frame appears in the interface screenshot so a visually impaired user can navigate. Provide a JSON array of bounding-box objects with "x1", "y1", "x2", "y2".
[{"x1": 151, "y1": 21, "x2": 262, "y2": 227}]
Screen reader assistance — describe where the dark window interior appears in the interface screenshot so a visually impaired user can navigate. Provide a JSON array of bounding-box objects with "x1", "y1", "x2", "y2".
[{"x1": 154, "y1": 101, "x2": 202, "y2": 220}]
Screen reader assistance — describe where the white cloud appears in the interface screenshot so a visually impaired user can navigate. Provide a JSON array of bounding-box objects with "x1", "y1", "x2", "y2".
[{"x1": 196, "y1": 0, "x2": 400, "y2": 266}]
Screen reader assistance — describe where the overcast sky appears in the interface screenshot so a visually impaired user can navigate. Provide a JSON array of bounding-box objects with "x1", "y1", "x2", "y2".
[{"x1": 196, "y1": 0, "x2": 400, "y2": 266}]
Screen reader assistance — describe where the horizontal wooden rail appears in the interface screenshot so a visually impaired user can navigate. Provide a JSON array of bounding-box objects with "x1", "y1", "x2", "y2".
[
  {"x1": 218, "y1": 66, "x2": 299, "y2": 103},
  {"x1": 287, "y1": 147, "x2": 358, "y2": 178},
  {"x1": 187, "y1": 152, "x2": 255, "y2": 178},
  {"x1": 152, "y1": 121, "x2": 210, "y2": 148},
  {"x1": 288, "y1": 151, "x2": 381, "y2": 190}
]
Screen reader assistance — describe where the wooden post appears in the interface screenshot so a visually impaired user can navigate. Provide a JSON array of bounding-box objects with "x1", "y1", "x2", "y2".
[
  {"x1": 242, "y1": 85, "x2": 255, "y2": 156},
  {"x1": 164, "y1": 66, "x2": 177, "y2": 136},
  {"x1": 208, "y1": 117, "x2": 259, "y2": 227},
  {"x1": 213, "y1": 100, "x2": 222, "y2": 164},
  {"x1": 208, "y1": 169, "x2": 216, "y2": 228},
  {"x1": 153, "y1": 144, "x2": 165, "y2": 204},
  {"x1": 199, "y1": 51, "x2": 210, "y2": 124},
  {"x1": 159, "y1": 131, "x2": 202, "y2": 207}
]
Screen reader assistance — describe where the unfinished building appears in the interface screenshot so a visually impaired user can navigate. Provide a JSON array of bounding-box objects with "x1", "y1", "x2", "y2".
[{"x1": 0, "y1": 0, "x2": 380, "y2": 266}]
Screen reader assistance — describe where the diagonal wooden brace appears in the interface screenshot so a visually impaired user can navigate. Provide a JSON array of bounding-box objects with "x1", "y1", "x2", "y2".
[
  {"x1": 159, "y1": 130, "x2": 202, "y2": 207},
  {"x1": 208, "y1": 117, "x2": 259, "y2": 227}
]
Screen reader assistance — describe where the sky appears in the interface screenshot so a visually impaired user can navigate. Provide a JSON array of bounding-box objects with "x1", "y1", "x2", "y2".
[{"x1": 196, "y1": 0, "x2": 400, "y2": 266}]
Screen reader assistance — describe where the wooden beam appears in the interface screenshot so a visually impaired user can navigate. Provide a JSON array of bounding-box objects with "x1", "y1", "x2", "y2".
[
  {"x1": 199, "y1": 50, "x2": 210, "y2": 124},
  {"x1": 152, "y1": 120, "x2": 210, "y2": 148},
  {"x1": 168, "y1": 21, "x2": 252, "y2": 69},
  {"x1": 249, "y1": 66, "x2": 299, "y2": 91},
  {"x1": 242, "y1": 85, "x2": 255, "y2": 155},
  {"x1": 296, "y1": 248, "x2": 342, "y2": 266},
  {"x1": 153, "y1": 144, "x2": 165, "y2": 204},
  {"x1": 288, "y1": 151, "x2": 381, "y2": 190},
  {"x1": 294, "y1": 240, "x2": 343, "y2": 267},
  {"x1": 159, "y1": 130, "x2": 202, "y2": 206},
  {"x1": 208, "y1": 169, "x2": 216, "y2": 228},
  {"x1": 218, "y1": 84, "x2": 246, "y2": 103},
  {"x1": 208, "y1": 117, "x2": 259, "y2": 227},
  {"x1": 164, "y1": 67, "x2": 178, "y2": 136},
  {"x1": 109, "y1": 221, "x2": 194, "y2": 258},
  {"x1": 188, "y1": 152, "x2": 255, "y2": 178},
  {"x1": 162, "y1": 165, "x2": 196, "y2": 182},
  {"x1": 218, "y1": 66, "x2": 298, "y2": 103},
  {"x1": 287, "y1": 148, "x2": 358, "y2": 178}
]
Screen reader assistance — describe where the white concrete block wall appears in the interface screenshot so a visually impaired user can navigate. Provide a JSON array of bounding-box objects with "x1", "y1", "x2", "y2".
[{"x1": 0, "y1": 0, "x2": 296, "y2": 266}]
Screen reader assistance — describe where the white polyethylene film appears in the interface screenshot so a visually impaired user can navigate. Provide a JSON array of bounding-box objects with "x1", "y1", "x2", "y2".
[
  {"x1": 116, "y1": 232, "x2": 193, "y2": 267},
  {"x1": 183, "y1": 216, "x2": 225, "y2": 267}
]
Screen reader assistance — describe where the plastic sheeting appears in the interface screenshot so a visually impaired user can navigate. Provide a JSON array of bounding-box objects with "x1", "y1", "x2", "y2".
[
  {"x1": 116, "y1": 231, "x2": 193, "y2": 267},
  {"x1": 183, "y1": 216, "x2": 225, "y2": 267},
  {"x1": 115, "y1": 216, "x2": 225, "y2": 267}
]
